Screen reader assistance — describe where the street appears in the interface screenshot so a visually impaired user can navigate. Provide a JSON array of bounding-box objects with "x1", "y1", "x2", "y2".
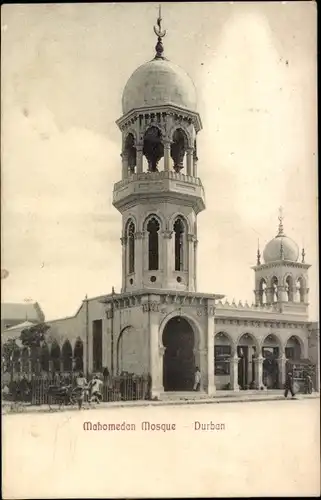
[{"x1": 2, "y1": 398, "x2": 320, "y2": 498}]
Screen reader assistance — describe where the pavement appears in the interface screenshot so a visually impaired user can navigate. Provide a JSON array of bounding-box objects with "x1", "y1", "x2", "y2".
[{"x1": 2, "y1": 390, "x2": 319, "y2": 414}]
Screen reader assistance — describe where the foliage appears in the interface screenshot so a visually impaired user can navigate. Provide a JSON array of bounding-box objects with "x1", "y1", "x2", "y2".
[
  {"x1": 20, "y1": 323, "x2": 50, "y2": 349},
  {"x1": 2, "y1": 338, "x2": 20, "y2": 373}
]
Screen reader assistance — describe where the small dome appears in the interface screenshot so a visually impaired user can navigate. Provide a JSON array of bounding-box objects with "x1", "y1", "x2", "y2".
[
  {"x1": 122, "y1": 58, "x2": 197, "y2": 115},
  {"x1": 263, "y1": 235, "x2": 299, "y2": 263}
]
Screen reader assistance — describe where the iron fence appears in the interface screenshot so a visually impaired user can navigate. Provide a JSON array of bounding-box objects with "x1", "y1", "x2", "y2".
[{"x1": 2, "y1": 372, "x2": 151, "y2": 406}]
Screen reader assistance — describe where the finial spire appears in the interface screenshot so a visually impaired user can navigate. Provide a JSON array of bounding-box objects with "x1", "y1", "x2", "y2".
[
  {"x1": 302, "y1": 246, "x2": 305, "y2": 263},
  {"x1": 257, "y1": 238, "x2": 261, "y2": 265},
  {"x1": 153, "y1": 4, "x2": 166, "y2": 59},
  {"x1": 277, "y1": 206, "x2": 285, "y2": 236}
]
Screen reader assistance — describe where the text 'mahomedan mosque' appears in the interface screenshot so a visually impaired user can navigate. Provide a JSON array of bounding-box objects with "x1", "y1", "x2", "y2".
[{"x1": 4, "y1": 12, "x2": 320, "y2": 397}]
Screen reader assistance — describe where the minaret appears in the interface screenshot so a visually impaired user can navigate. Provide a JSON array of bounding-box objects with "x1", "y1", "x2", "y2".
[
  {"x1": 252, "y1": 207, "x2": 311, "y2": 315},
  {"x1": 113, "y1": 9, "x2": 204, "y2": 294}
]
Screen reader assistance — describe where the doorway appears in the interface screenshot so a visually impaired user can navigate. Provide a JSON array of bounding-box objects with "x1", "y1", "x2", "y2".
[{"x1": 162, "y1": 317, "x2": 195, "y2": 391}]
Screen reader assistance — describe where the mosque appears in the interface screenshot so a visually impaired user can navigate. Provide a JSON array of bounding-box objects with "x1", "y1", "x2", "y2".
[{"x1": 3, "y1": 12, "x2": 319, "y2": 398}]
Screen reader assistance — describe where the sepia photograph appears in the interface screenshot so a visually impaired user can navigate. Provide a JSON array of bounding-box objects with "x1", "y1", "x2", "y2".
[{"x1": 1, "y1": 2, "x2": 319, "y2": 498}]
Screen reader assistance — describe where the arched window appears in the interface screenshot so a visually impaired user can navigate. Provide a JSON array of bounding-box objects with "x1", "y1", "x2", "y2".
[
  {"x1": 285, "y1": 275, "x2": 294, "y2": 302},
  {"x1": 271, "y1": 277, "x2": 278, "y2": 303},
  {"x1": 295, "y1": 277, "x2": 305, "y2": 303},
  {"x1": 174, "y1": 217, "x2": 185, "y2": 271},
  {"x1": 147, "y1": 217, "x2": 160, "y2": 270},
  {"x1": 171, "y1": 128, "x2": 188, "y2": 173},
  {"x1": 124, "y1": 133, "x2": 136, "y2": 174},
  {"x1": 50, "y1": 341, "x2": 61, "y2": 372},
  {"x1": 259, "y1": 278, "x2": 267, "y2": 305},
  {"x1": 128, "y1": 221, "x2": 135, "y2": 274},
  {"x1": 62, "y1": 340, "x2": 72, "y2": 372},
  {"x1": 143, "y1": 127, "x2": 163, "y2": 172}
]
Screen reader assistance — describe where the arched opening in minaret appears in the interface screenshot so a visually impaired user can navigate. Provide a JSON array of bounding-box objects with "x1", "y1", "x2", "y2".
[
  {"x1": 173, "y1": 217, "x2": 185, "y2": 271},
  {"x1": 124, "y1": 133, "x2": 137, "y2": 175},
  {"x1": 162, "y1": 317, "x2": 195, "y2": 391},
  {"x1": 285, "y1": 275, "x2": 294, "y2": 302},
  {"x1": 143, "y1": 126, "x2": 164, "y2": 172},
  {"x1": 127, "y1": 220, "x2": 135, "y2": 274},
  {"x1": 259, "y1": 278, "x2": 267, "y2": 305},
  {"x1": 147, "y1": 217, "x2": 160, "y2": 270},
  {"x1": 271, "y1": 276, "x2": 278, "y2": 303},
  {"x1": 171, "y1": 128, "x2": 188, "y2": 173},
  {"x1": 295, "y1": 277, "x2": 305, "y2": 302}
]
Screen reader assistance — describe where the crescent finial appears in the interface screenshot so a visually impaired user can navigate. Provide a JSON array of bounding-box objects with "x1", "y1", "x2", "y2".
[{"x1": 153, "y1": 4, "x2": 166, "y2": 59}]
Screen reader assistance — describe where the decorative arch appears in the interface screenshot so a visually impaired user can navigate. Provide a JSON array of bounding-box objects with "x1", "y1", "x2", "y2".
[
  {"x1": 260, "y1": 334, "x2": 282, "y2": 389},
  {"x1": 124, "y1": 133, "x2": 137, "y2": 174},
  {"x1": 214, "y1": 331, "x2": 234, "y2": 378},
  {"x1": 142, "y1": 212, "x2": 165, "y2": 232},
  {"x1": 170, "y1": 128, "x2": 189, "y2": 173},
  {"x1": 173, "y1": 216, "x2": 187, "y2": 271},
  {"x1": 159, "y1": 312, "x2": 202, "y2": 351},
  {"x1": 236, "y1": 332, "x2": 260, "y2": 350},
  {"x1": 168, "y1": 212, "x2": 192, "y2": 234},
  {"x1": 295, "y1": 276, "x2": 306, "y2": 302},
  {"x1": 50, "y1": 341, "x2": 61, "y2": 372},
  {"x1": 162, "y1": 315, "x2": 196, "y2": 391},
  {"x1": 271, "y1": 276, "x2": 278, "y2": 303},
  {"x1": 143, "y1": 215, "x2": 161, "y2": 271},
  {"x1": 285, "y1": 334, "x2": 304, "y2": 359},
  {"x1": 126, "y1": 218, "x2": 136, "y2": 274},
  {"x1": 258, "y1": 278, "x2": 267, "y2": 305},
  {"x1": 62, "y1": 340, "x2": 72, "y2": 372},
  {"x1": 143, "y1": 126, "x2": 164, "y2": 172},
  {"x1": 168, "y1": 123, "x2": 192, "y2": 146},
  {"x1": 284, "y1": 274, "x2": 294, "y2": 302},
  {"x1": 73, "y1": 338, "x2": 84, "y2": 372},
  {"x1": 116, "y1": 325, "x2": 145, "y2": 375}
]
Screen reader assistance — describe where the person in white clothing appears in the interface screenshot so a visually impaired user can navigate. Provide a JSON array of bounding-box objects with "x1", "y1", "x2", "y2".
[
  {"x1": 89, "y1": 375, "x2": 103, "y2": 403},
  {"x1": 193, "y1": 367, "x2": 201, "y2": 391}
]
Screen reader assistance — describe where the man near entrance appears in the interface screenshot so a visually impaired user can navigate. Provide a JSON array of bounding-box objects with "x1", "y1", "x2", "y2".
[
  {"x1": 284, "y1": 371, "x2": 295, "y2": 398},
  {"x1": 193, "y1": 367, "x2": 201, "y2": 391}
]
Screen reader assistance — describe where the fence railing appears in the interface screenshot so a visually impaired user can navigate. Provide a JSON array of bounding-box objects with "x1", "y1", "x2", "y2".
[{"x1": 2, "y1": 373, "x2": 151, "y2": 406}]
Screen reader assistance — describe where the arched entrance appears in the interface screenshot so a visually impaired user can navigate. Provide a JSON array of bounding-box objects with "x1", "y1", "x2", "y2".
[
  {"x1": 162, "y1": 316, "x2": 195, "y2": 391},
  {"x1": 237, "y1": 333, "x2": 259, "y2": 390},
  {"x1": 262, "y1": 334, "x2": 281, "y2": 389}
]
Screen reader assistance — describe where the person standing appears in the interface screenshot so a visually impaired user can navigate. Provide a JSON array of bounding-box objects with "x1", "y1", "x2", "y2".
[
  {"x1": 89, "y1": 375, "x2": 103, "y2": 404},
  {"x1": 75, "y1": 372, "x2": 88, "y2": 409},
  {"x1": 284, "y1": 371, "x2": 295, "y2": 398},
  {"x1": 193, "y1": 367, "x2": 201, "y2": 391}
]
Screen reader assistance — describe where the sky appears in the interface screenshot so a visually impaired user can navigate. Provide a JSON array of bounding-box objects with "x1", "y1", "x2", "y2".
[{"x1": 1, "y1": 2, "x2": 318, "y2": 321}]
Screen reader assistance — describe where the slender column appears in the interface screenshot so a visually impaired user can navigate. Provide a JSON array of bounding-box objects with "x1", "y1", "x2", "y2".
[
  {"x1": 254, "y1": 355, "x2": 264, "y2": 389},
  {"x1": 230, "y1": 353, "x2": 240, "y2": 391},
  {"x1": 278, "y1": 353, "x2": 287, "y2": 389},
  {"x1": 186, "y1": 147, "x2": 193, "y2": 176},
  {"x1": 136, "y1": 145, "x2": 143, "y2": 174},
  {"x1": 207, "y1": 301, "x2": 216, "y2": 395},
  {"x1": 60, "y1": 358, "x2": 64, "y2": 373},
  {"x1": 134, "y1": 231, "x2": 145, "y2": 289},
  {"x1": 121, "y1": 152, "x2": 129, "y2": 180},
  {"x1": 278, "y1": 285, "x2": 288, "y2": 302},
  {"x1": 163, "y1": 141, "x2": 171, "y2": 172},
  {"x1": 193, "y1": 155, "x2": 198, "y2": 177},
  {"x1": 121, "y1": 236, "x2": 127, "y2": 292},
  {"x1": 187, "y1": 234, "x2": 195, "y2": 291},
  {"x1": 254, "y1": 289, "x2": 261, "y2": 306},
  {"x1": 48, "y1": 359, "x2": 53, "y2": 373},
  {"x1": 162, "y1": 230, "x2": 173, "y2": 287},
  {"x1": 144, "y1": 296, "x2": 162, "y2": 399},
  {"x1": 193, "y1": 240, "x2": 198, "y2": 291},
  {"x1": 199, "y1": 349, "x2": 207, "y2": 392}
]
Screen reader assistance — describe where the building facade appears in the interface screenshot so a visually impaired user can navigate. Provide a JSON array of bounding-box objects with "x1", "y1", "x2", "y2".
[{"x1": 2, "y1": 15, "x2": 319, "y2": 397}]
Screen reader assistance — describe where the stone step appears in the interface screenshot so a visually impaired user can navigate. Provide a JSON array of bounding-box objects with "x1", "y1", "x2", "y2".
[{"x1": 160, "y1": 391, "x2": 209, "y2": 400}]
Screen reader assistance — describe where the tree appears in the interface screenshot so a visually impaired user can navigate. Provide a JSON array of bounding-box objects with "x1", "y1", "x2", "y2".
[
  {"x1": 20, "y1": 323, "x2": 50, "y2": 373},
  {"x1": 2, "y1": 338, "x2": 20, "y2": 381}
]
